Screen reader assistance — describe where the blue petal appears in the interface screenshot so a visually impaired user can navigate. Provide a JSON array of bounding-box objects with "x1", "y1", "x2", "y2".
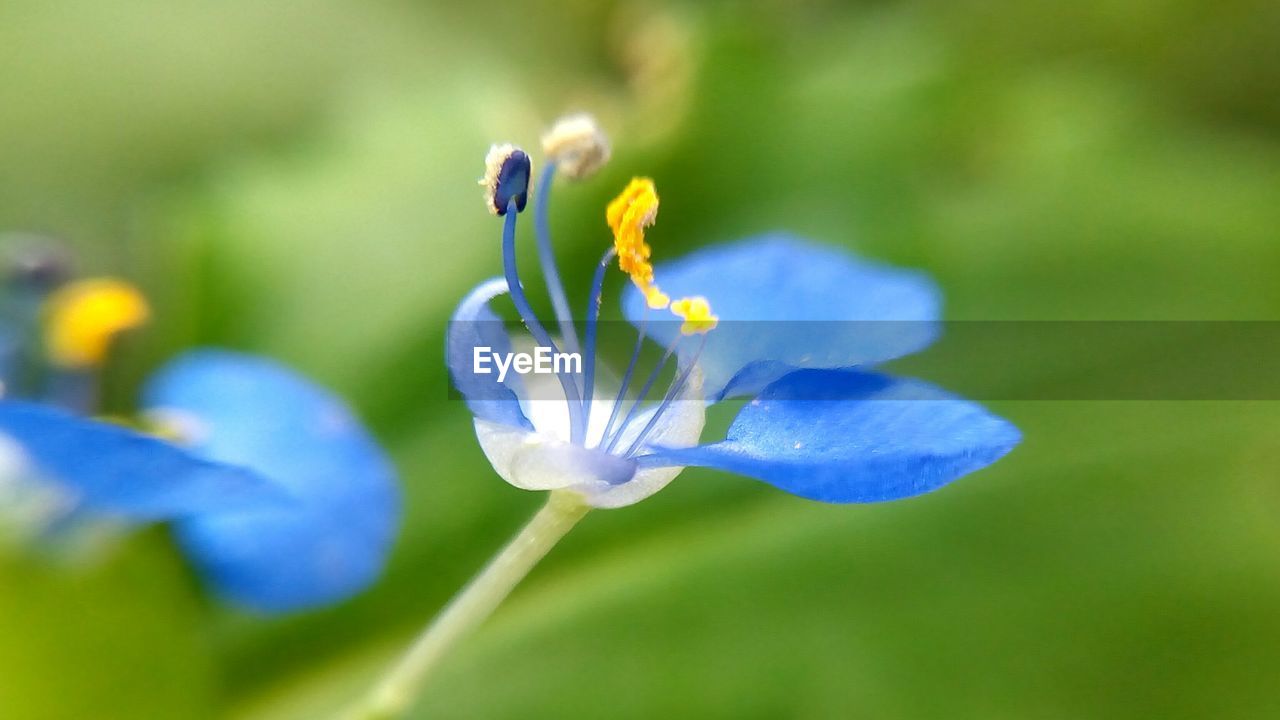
[
  {"x1": 143, "y1": 350, "x2": 401, "y2": 612},
  {"x1": 447, "y1": 278, "x2": 532, "y2": 430},
  {"x1": 0, "y1": 401, "x2": 285, "y2": 519},
  {"x1": 623, "y1": 235, "x2": 941, "y2": 400},
  {"x1": 639, "y1": 369, "x2": 1020, "y2": 503}
]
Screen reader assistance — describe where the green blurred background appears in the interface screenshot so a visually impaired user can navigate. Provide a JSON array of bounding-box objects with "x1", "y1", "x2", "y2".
[{"x1": 2, "y1": 0, "x2": 1279, "y2": 717}]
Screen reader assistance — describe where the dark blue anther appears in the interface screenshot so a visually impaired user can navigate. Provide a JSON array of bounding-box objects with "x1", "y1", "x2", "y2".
[{"x1": 493, "y1": 150, "x2": 531, "y2": 215}]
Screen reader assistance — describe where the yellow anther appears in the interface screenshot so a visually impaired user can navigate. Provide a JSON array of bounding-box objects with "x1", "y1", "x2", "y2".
[
  {"x1": 606, "y1": 177, "x2": 669, "y2": 309},
  {"x1": 43, "y1": 278, "x2": 150, "y2": 368},
  {"x1": 643, "y1": 286, "x2": 670, "y2": 309},
  {"x1": 670, "y1": 296, "x2": 718, "y2": 335}
]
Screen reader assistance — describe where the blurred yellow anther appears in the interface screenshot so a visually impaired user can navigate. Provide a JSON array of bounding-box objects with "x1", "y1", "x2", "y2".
[
  {"x1": 670, "y1": 296, "x2": 718, "y2": 336},
  {"x1": 43, "y1": 278, "x2": 150, "y2": 368},
  {"x1": 606, "y1": 177, "x2": 668, "y2": 309}
]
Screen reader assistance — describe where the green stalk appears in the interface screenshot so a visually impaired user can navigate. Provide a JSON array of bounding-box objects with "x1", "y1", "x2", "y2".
[{"x1": 342, "y1": 491, "x2": 590, "y2": 720}]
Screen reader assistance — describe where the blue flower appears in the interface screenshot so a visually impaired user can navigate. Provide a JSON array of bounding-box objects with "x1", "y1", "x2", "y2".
[
  {"x1": 141, "y1": 351, "x2": 401, "y2": 611},
  {"x1": 0, "y1": 257, "x2": 400, "y2": 612},
  {"x1": 448, "y1": 117, "x2": 1019, "y2": 508}
]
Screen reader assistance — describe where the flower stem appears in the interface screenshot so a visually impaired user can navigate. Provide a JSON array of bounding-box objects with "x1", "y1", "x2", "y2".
[{"x1": 342, "y1": 491, "x2": 590, "y2": 720}]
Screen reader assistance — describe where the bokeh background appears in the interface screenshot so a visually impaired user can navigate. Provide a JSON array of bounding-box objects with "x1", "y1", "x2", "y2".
[{"x1": 3, "y1": 0, "x2": 1279, "y2": 718}]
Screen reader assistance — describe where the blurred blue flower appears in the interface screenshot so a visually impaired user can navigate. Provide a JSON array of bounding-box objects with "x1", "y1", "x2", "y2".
[
  {"x1": 449, "y1": 120, "x2": 1019, "y2": 508},
  {"x1": 141, "y1": 351, "x2": 401, "y2": 612},
  {"x1": 0, "y1": 249, "x2": 400, "y2": 612}
]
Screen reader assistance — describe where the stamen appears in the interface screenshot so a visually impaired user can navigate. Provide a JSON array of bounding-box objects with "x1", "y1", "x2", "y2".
[
  {"x1": 581, "y1": 247, "x2": 617, "y2": 433},
  {"x1": 620, "y1": 299, "x2": 716, "y2": 454},
  {"x1": 597, "y1": 308, "x2": 650, "y2": 446},
  {"x1": 499, "y1": 197, "x2": 587, "y2": 444},
  {"x1": 669, "y1": 296, "x2": 718, "y2": 335},
  {"x1": 622, "y1": 333, "x2": 707, "y2": 458},
  {"x1": 606, "y1": 178, "x2": 669, "y2": 310},
  {"x1": 533, "y1": 160, "x2": 581, "y2": 357},
  {"x1": 42, "y1": 278, "x2": 149, "y2": 369},
  {"x1": 541, "y1": 114, "x2": 611, "y2": 181},
  {"x1": 534, "y1": 114, "x2": 613, "y2": 356},
  {"x1": 480, "y1": 145, "x2": 532, "y2": 215},
  {"x1": 603, "y1": 335, "x2": 680, "y2": 453}
]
